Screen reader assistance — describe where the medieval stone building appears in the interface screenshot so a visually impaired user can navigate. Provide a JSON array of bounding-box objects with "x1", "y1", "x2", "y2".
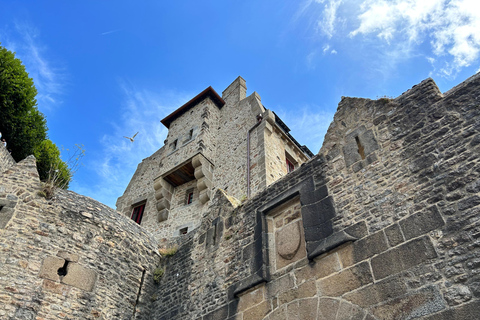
[
  {"x1": 116, "y1": 77, "x2": 313, "y2": 240},
  {"x1": 1, "y1": 74, "x2": 480, "y2": 320}
]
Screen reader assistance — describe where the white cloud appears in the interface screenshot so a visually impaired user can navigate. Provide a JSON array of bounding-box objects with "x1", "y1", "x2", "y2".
[
  {"x1": 331, "y1": 49, "x2": 337, "y2": 54},
  {"x1": 73, "y1": 82, "x2": 191, "y2": 208},
  {"x1": 300, "y1": 0, "x2": 480, "y2": 77},
  {"x1": 317, "y1": 0, "x2": 343, "y2": 38},
  {"x1": 1, "y1": 22, "x2": 65, "y2": 109}
]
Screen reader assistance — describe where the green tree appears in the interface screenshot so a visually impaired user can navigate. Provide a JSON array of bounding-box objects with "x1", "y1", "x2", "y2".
[
  {"x1": 0, "y1": 45, "x2": 47, "y2": 160},
  {"x1": 0, "y1": 44, "x2": 72, "y2": 189},
  {"x1": 34, "y1": 140, "x2": 71, "y2": 189}
]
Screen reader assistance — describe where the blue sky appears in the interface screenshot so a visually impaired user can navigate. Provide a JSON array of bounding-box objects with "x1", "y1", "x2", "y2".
[{"x1": 1, "y1": 0, "x2": 479, "y2": 208}]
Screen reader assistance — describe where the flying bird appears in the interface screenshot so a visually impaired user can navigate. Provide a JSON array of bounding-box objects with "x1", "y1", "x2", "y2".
[{"x1": 124, "y1": 132, "x2": 139, "y2": 142}]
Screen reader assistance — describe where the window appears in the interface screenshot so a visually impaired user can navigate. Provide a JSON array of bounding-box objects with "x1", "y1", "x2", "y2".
[
  {"x1": 187, "y1": 129, "x2": 193, "y2": 141},
  {"x1": 131, "y1": 203, "x2": 145, "y2": 224},
  {"x1": 170, "y1": 139, "x2": 178, "y2": 151},
  {"x1": 186, "y1": 192, "x2": 194, "y2": 204},
  {"x1": 286, "y1": 158, "x2": 295, "y2": 173},
  {"x1": 184, "y1": 188, "x2": 194, "y2": 205},
  {"x1": 180, "y1": 227, "x2": 188, "y2": 235}
]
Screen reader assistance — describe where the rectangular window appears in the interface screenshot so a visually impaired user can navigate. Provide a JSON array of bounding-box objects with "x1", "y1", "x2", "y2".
[
  {"x1": 186, "y1": 192, "x2": 194, "y2": 204},
  {"x1": 180, "y1": 227, "x2": 188, "y2": 235},
  {"x1": 286, "y1": 158, "x2": 295, "y2": 173},
  {"x1": 131, "y1": 203, "x2": 145, "y2": 224},
  {"x1": 171, "y1": 139, "x2": 178, "y2": 151},
  {"x1": 187, "y1": 129, "x2": 193, "y2": 140}
]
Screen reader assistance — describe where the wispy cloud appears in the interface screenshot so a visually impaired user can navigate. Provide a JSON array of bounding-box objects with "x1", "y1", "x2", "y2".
[
  {"x1": 72, "y1": 82, "x2": 191, "y2": 208},
  {"x1": 298, "y1": 0, "x2": 480, "y2": 78},
  {"x1": 1, "y1": 21, "x2": 65, "y2": 109},
  {"x1": 100, "y1": 29, "x2": 122, "y2": 36}
]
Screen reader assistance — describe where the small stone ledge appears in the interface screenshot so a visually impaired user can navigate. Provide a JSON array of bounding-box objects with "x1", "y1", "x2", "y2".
[
  {"x1": 307, "y1": 230, "x2": 357, "y2": 260},
  {"x1": 231, "y1": 272, "x2": 267, "y2": 298}
]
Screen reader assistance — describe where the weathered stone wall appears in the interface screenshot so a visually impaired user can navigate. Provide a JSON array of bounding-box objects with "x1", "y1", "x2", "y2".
[
  {"x1": 0, "y1": 157, "x2": 160, "y2": 320},
  {"x1": 213, "y1": 78, "x2": 265, "y2": 200},
  {"x1": 116, "y1": 147, "x2": 164, "y2": 227},
  {"x1": 162, "y1": 96, "x2": 220, "y2": 172},
  {"x1": 263, "y1": 116, "x2": 309, "y2": 187},
  {"x1": 0, "y1": 144, "x2": 15, "y2": 173},
  {"x1": 145, "y1": 74, "x2": 480, "y2": 320}
]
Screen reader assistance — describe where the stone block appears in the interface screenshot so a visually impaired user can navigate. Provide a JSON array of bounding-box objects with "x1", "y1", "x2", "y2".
[
  {"x1": 298, "y1": 297, "x2": 318, "y2": 320},
  {"x1": 278, "y1": 280, "x2": 316, "y2": 305},
  {"x1": 338, "y1": 230, "x2": 388, "y2": 268},
  {"x1": 302, "y1": 196, "x2": 336, "y2": 227},
  {"x1": 265, "y1": 274, "x2": 294, "y2": 298},
  {"x1": 62, "y1": 263, "x2": 97, "y2": 292},
  {"x1": 242, "y1": 300, "x2": 271, "y2": 320},
  {"x1": 343, "y1": 140, "x2": 363, "y2": 167},
  {"x1": 295, "y1": 252, "x2": 341, "y2": 282},
  {"x1": 336, "y1": 300, "x2": 366, "y2": 320},
  {"x1": 344, "y1": 275, "x2": 408, "y2": 307},
  {"x1": 237, "y1": 285, "x2": 265, "y2": 312},
  {"x1": 300, "y1": 185, "x2": 328, "y2": 205},
  {"x1": 317, "y1": 262, "x2": 373, "y2": 297},
  {"x1": 158, "y1": 209, "x2": 169, "y2": 222},
  {"x1": 304, "y1": 221, "x2": 334, "y2": 243},
  {"x1": 399, "y1": 206, "x2": 445, "y2": 240},
  {"x1": 317, "y1": 298, "x2": 340, "y2": 320},
  {"x1": 371, "y1": 236, "x2": 437, "y2": 280},
  {"x1": 39, "y1": 256, "x2": 64, "y2": 282},
  {"x1": 384, "y1": 223, "x2": 404, "y2": 247}
]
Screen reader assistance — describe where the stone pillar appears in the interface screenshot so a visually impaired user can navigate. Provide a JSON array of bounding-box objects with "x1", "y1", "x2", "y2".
[
  {"x1": 153, "y1": 177, "x2": 173, "y2": 222},
  {"x1": 192, "y1": 154, "x2": 214, "y2": 204}
]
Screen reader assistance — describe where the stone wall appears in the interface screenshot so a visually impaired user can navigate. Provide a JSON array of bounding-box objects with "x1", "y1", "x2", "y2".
[
  {"x1": 0, "y1": 156, "x2": 160, "y2": 320},
  {"x1": 116, "y1": 147, "x2": 164, "y2": 227},
  {"x1": 143, "y1": 74, "x2": 480, "y2": 320},
  {"x1": 0, "y1": 144, "x2": 15, "y2": 173}
]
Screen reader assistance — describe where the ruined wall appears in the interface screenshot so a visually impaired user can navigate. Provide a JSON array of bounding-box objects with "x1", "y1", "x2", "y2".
[
  {"x1": 0, "y1": 144, "x2": 15, "y2": 173},
  {"x1": 0, "y1": 157, "x2": 160, "y2": 320},
  {"x1": 146, "y1": 74, "x2": 480, "y2": 320}
]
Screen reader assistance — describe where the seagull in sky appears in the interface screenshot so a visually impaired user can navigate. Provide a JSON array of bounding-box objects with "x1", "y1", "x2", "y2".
[{"x1": 124, "y1": 132, "x2": 139, "y2": 142}]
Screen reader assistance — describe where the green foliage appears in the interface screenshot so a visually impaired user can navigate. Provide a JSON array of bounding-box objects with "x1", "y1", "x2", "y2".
[
  {"x1": 153, "y1": 268, "x2": 164, "y2": 284},
  {"x1": 34, "y1": 140, "x2": 71, "y2": 189},
  {"x1": 0, "y1": 44, "x2": 79, "y2": 193},
  {"x1": 0, "y1": 44, "x2": 47, "y2": 161}
]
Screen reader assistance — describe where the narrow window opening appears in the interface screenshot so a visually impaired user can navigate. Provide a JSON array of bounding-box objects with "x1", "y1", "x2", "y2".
[
  {"x1": 131, "y1": 203, "x2": 146, "y2": 224},
  {"x1": 171, "y1": 139, "x2": 178, "y2": 151},
  {"x1": 186, "y1": 192, "x2": 194, "y2": 204},
  {"x1": 0, "y1": 205, "x2": 3, "y2": 212},
  {"x1": 212, "y1": 223, "x2": 217, "y2": 245},
  {"x1": 187, "y1": 129, "x2": 193, "y2": 140},
  {"x1": 180, "y1": 227, "x2": 188, "y2": 235},
  {"x1": 57, "y1": 260, "x2": 69, "y2": 277},
  {"x1": 355, "y1": 136, "x2": 366, "y2": 160}
]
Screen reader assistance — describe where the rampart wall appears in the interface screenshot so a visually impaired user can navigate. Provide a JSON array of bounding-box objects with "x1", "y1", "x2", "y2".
[
  {"x1": 0, "y1": 157, "x2": 159, "y2": 320},
  {"x1": 147, "y1": 74, "x2": 480, "y2": 320},
  {"x1": 1, "y1": 73, "x2": 479, "y2": 320}
]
